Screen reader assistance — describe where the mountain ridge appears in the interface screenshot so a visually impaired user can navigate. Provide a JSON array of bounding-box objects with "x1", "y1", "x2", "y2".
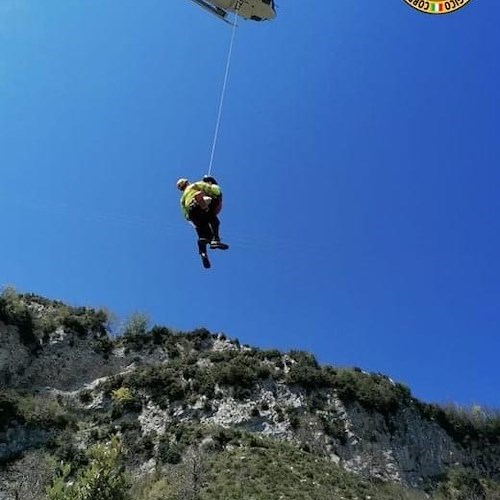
[{"x1": 1, "y1": 288, "x2": 499, "y2": 499}]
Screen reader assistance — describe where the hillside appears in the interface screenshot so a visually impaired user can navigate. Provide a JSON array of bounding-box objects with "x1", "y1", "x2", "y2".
[{"x1": 1, "y1": 289, "x2": 499, "y2": 499}]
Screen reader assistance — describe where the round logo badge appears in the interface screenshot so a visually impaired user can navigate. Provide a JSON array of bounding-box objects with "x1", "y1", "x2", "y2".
[{"x1": 403, "y1": 0, "x2": 472, "y2": 14}]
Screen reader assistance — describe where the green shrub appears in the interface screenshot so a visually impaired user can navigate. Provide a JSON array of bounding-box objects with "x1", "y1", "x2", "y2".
[
  {"x1": 61, "y1": 307, "x2": 108, "y2": 337},
  {"x1": 0, "y1": 288, "x2": 38, "y2": 349},
  {"x1": 111, "y1": 387, "x2": 140, "y2": 413},
  {"x1": 288, "y1": 350, "x2": 319, "y2": 368},
  {"x1": 190, "y1": 369, "x2": 216, "y2": 399},
  {"x1": 158, "y1": 438, "x2": 183, "y2": 464},
  {"x1": 212, "y1": 427, "x2": 240, "y2": 450},
  {"x1": 286, "y1": 364, "x2": 331, "y2": 390},
  {"x1": 47, "y1": 436, "x2": 130, "y2": 500},
  {"x1": 437, "y1": 468, "x2": 487, "y2": 499},
  {"x1": 94, "y1": 336, "x2": 114, "y2": 358},
  {"x1": 308, "y1": 391, "x2": 328, "y2": 411},
  {"x1": 333, "y1": 370, "x2": 411, "y2": 415},
  {"x1": 213, "y1": 354, "x2": 270, "y2": 396},
  {"x1": 79, "y1": 390, "x2": 93, "y2": 404},
  {"x1": 132, "y1": 477, "x2": 171, "y2": 500},
  {"x1": 256, "y1": 364, "x2": 272, "y2": 379},
  {"x1": 260, "y1": 349, "x2": 282, "y2": 361},
  {"x1": 0, "y1": 391, "x2": 75, "y2": 431},
  {"x1": 165, "y1": 342, "x2": 181, "y2": 358},
  {"x1": 319, "y1": 414, "x2": 347, "y2": 443},
  {"x1": 187, "y1": 327, "x2": 212, "y2": 350},
  {"x1": 0, "y1": 391, "x2": 23, "y2": 430},
  {"x1": 208, "y1": 350, "x2": 233, "y2": 363},
  {"x1": 17, "y1": 394, "x2": 72, "y2": 429},
  {"x1": 149, "y1": 325, "x2": 173, "y2": 345},
  {"x1": 48, "y1": 428, "x2": 86, "y2": 465},
  {"x1": 126, "y1": 365, "x2": 186, "y2": 402},
  {"x1": 123, "y1": 313, "x2": 149, "y2": 338},
  {"x1": 202, "y1": 441, "x2": 427, "y2": 500},
  {"x1": 418, "y1": 403, "x2": 500, "y2": 445},
  {"x1": 289, "y1": 414, "x2": 301, "y2": 430}
]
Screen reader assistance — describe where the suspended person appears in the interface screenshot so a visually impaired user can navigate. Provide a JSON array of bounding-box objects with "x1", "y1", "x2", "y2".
[
  {"x1": 192, "y1": 176, "x2": 228, "y2": 249},
  {"x1": 177, "y1": 178, "x2": 229, "y2": 269}
]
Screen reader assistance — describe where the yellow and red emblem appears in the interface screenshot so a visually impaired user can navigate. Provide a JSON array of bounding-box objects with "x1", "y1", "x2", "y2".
[{"x1": 403, "y1": 0, "x2": 472, "y2": 14}]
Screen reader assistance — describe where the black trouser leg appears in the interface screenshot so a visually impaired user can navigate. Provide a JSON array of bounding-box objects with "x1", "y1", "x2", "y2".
[
  {"x1": 209, "y1": 216, "x2": 221, "y2": 241},
  {"x1": 189, "y1": 207, "x2": 213, "y2": 254},
  {"x1": 196, "y1": 235, "x2": 207, "y2": 254}
]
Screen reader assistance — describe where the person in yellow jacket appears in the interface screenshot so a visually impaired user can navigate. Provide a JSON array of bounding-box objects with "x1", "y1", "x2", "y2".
[{"x1": 177, "y1": 178, "x2": 229, "y2": 268}]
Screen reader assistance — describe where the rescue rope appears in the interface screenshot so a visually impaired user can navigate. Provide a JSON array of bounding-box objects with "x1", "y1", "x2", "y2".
[{"x1": 207, "y1": 9, "x2": 239, "y2": 176}]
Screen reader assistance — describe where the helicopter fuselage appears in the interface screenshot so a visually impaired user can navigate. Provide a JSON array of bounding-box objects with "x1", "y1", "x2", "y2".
[{"x1": 190, "y1": 0, "x2": 276, "y2": 22}]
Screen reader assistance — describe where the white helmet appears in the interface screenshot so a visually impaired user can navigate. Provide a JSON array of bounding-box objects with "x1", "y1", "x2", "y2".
[{"x1": 176, "y1": 178, "x2": 189, "y2": 190}]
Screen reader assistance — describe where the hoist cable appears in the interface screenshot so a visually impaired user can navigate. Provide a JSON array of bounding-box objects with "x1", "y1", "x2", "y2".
[{"x1": 207, "y1": 11, "x2": 239, "y2": 176}]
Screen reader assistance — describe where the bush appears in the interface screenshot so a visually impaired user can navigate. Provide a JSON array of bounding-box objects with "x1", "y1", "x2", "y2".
[
  {"x1": 61, "y1": 307, "x2": 108, "y2": 337},
  {"x1": 332, "y1": 369, "x2": 411, "y2": 415},
  {"x1": 79, "y1": 391, "x2": 92, "y2": 404},
  {"x1": 212, "y1": 427, "x2": 240, "y2": 450},
  {"x1": 286, "y1": 364, "x2": 331, "y2": 390},
  {"x1": 260, "y1": 349, "x2": 283, "y2": 361},
  {"x1": 0, "y1": 289, "x2": 110, "y2": 350},
  {"x1": 47, "y1": 436, "x2": 130, "y2": 500},
  {"x1": 0, "y1": 391, "x2": 23, "y2": 430},
  {"x1": 94, "y1": 336, "x2": 114, "y2": 358},
  {"x1": 217, "y1": 363, "x2": 254, "y2": 387},
  {"x1": 111, "y1": 387, "x2": 140, "y2": 413},
  {"x1": 149, "y1": 325, "x2": 173, "y2": 345},
  {"x1": 288, "y1": 350, "x2": 319, "y2": 368},
  {"x1": 319, "y1": 414, "x2": 347, "y2": 443},
  {"x1": 122, "y1": 313, "x2": 149, "y2": 338},
  {"x1": 418, "y1": 403, "x2": 500, "y2": 445},
  {"x1": 0, "y1": 288, "x2": 38, "y2": 349},
  {"x1": 17, "y1": 394, "x2": 72, "y2": 429},
  {"x1": 126, "y1": 365, "x2": 186, "y2": 402},
  {"x1": 186, "y1": 327, "x2": 214, "y2": 351},
  {"x1": 48, "y1": 428, "x2": 86, "y2": 465},
  {"x1": 62, "y1": 315, "x2": 87, "y2": 336},
  {"x1": 131, "y1": 477, "x2": 171, "y2": 500},
  {"x1": 437, "y1": 468, "x2": 487, "y2": 499},
  {"x1": 190, "y1": 369, "x2": 216, "y2": 399},
  {"x1": 158, "y1": 438, "x2": 183, "y2": 464},
  {"x1": 214, "y1": 354, "x2": 270, "y2": 396},
  {"x1": 1, "y1": 391, "x2": 75, "y2": 431},
  {"x1": 208, "y1": 350, "x2": 233, "y2": 363}
]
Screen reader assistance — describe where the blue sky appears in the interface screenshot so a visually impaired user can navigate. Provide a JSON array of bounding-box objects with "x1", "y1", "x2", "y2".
[{"x1": 1, "y1": 0, "x2": 499, "y2": 407}]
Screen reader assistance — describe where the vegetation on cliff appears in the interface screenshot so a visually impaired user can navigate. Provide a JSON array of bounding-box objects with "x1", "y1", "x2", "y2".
[{"x1": 1, "y1": 288, "x2": 500, "y2": 499}]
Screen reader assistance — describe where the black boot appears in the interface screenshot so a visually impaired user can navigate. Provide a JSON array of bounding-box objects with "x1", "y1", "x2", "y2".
[
  {"x1": 200, "y1": 252, "x2": 211, "y2": 269},
  {"x1": 210, "y1": 240, "x2": 229, "y2": 250}
]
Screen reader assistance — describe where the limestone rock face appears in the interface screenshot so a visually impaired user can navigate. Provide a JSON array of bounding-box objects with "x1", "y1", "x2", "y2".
[{"x1": 1, "y1": 323, "x2": 127, "y2": 390}]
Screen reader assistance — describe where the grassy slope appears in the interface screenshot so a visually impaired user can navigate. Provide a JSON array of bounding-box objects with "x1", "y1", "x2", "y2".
[{"x1": 202, "y1": 444, "x2": 428, "y2": 500}]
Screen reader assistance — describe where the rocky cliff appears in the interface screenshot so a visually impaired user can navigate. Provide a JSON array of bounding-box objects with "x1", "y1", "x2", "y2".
[{"x1": 1, "y1": 290, "x2": 499, "y2": 499}]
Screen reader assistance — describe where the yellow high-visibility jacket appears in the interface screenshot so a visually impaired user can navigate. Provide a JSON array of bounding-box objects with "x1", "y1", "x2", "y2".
[{"x1": 180, "y1": 181, "x2": 222, "y2": 219}]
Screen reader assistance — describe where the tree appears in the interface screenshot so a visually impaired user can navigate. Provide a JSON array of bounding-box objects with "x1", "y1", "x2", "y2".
[{"x1": 47, "y1": 436, "x2": 130, "y2": 500}]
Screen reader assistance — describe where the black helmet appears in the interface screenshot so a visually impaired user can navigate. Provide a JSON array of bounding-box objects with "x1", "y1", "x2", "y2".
[{"x1": 202, "y1": 175, "x2": 218, "y2": 185}]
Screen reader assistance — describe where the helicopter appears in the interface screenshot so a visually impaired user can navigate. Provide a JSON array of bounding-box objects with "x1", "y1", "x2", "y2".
[{"x1": 189, "y1": 0, "x2": 276, "y2": 23}]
